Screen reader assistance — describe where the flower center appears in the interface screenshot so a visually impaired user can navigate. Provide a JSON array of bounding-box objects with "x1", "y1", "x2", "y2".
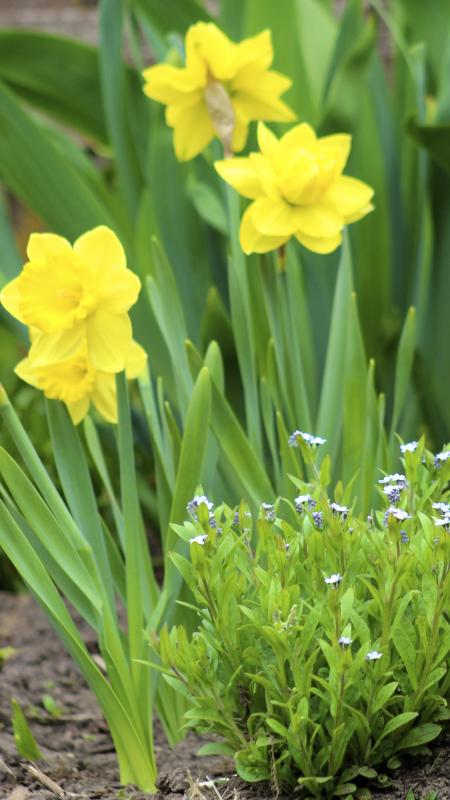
[{"x1": 35, "y1": 352, "x2": 95, "y2": 403}]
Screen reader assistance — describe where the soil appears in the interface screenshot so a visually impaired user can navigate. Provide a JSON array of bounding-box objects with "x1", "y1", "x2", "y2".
[{"x1": 0, "y1": 592, "x2": 448, "y2": 800}]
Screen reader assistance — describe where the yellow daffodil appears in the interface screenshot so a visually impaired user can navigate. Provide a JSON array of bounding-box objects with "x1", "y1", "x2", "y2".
[
  {"x1": 215, "y1": 122, "x2": 374, "y2": 255},
  {"x1": 0, "y1": 226, "x2": 141, "y2": 372},
  {"x1": 142, "y1": 22, "x2": 295, "y2": 161},
  {"x1": 15, "y1": 340, "x2": 147, "y2": 425}
]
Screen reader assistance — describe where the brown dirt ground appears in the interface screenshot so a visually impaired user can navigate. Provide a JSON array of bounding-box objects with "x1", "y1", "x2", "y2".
[{"x1": 0, "y1": 592, "x2": 448, "y2": 800}]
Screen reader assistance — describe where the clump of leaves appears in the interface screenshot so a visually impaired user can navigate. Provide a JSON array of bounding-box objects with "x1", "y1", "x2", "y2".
[{"x1": 153, "y1": 439, "x2": 450, "y2": 798}]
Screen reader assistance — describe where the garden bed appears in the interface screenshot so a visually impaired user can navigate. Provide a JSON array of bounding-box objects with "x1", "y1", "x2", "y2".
[{"x1": 0, "y1": 592, "x2": 448, "y2": 800}]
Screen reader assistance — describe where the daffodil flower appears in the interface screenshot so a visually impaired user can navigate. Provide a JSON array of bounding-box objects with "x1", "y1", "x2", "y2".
[
  {"x1": 14, "y1": 340, "x2": 147, "y2": 425},
  {"x1": 215, "y1": 122, "x2": 374, "y2": 255},
  {"x1": 0, "y1": 226, "x2": 141, "y2": 372},
  {"x1": 142, "y1": 23, "x2": 295, "y2": 161}
]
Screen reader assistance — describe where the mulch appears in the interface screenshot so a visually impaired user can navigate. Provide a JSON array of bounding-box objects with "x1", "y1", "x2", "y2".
[{"x1": 0, "y1": 592, "x2": 448, "y2": 800}]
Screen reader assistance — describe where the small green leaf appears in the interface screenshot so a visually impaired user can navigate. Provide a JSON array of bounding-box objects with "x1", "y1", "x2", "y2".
[{"x1": 12, "y1": 699, "x2": 42, "y2": 760}]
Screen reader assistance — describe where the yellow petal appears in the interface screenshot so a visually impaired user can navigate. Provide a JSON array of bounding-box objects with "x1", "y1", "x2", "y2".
[
  {"x1": 0, "y1": 277, "x2": 25, "y2": 323},
  {"x1": 251, "y1": 197, "x2": 297, "y2": 236},
  {"x1": 249, "y1": 153, "x2": 280, "y2": 201},
  {"x1": 293, "y1": 204, "x2": 343, "y2": 239},
  {"x1": 187, "y1": 22, "x2": 237, "y2": 82},
  {"x1": 324, "y1": 176, "x2": 374, "y2": 222},
  {"x1": 142, "y1": 63, "x2": 200, "y2": 104},
  {"x1": 67, "y1": 397, "x2": 90, "y2": 425},
  {"x1": 318, "y1": 133, "x2": 351, "y2": 176},
  {"x1": 15, "y1": 355, "x2": 38, "y2": 387},
  {"x1": 235, "y1": 30, "x2": 273, "y2": 72},
  {"x1": 27, "y1": 232, "x2": 72, "y2": 262},
  {"x1": 279, "y1": 122, "x2": 317, "y2": 152},
  {"x1": 233, "y1": 92, "x2": 295, "y2": 123},
  {"x1": 125, "y1": 341, "x2": 148, "y2": 379},
  {"x1": 86, "y1": 311, "x2": 132, "y2": 372},
  {"x1": 295, "y1": 231, "x2": 342, "y2": 254},
  {"x1": 74, "y1": 226, "x2": 126, "y2": 277},
  {"x1": 231, "y1": 112, "x2": 249, "y2": 152},
  {"x1": 98, "y1": 268, "x2": 141, "y2": 315},
  {"x1": 170, "y1": 100, "x2": 215, "y2": 161},
  {"x1": 345, "y1": 203, "x2": 375, "y2": 224},
  {"x1": 29, "y1": 326, "x2": 85, "y2": 366},
  {"x1": 240, "y1": 203, "x2": 289, "y2": 254},
  {"x1": 215, "y1": 158, "x2": 262, "y2": 199},
  {"x1": 91, "y1": 372, "x2": 118, "y2": 424},
  {"x1": 257, "y1": 122, "x2": 279, "y2": 157}
]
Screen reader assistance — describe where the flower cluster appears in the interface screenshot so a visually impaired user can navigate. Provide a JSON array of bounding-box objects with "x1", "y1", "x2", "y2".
[
  {"x1": 143, "y1": 22, "x2": 374, "y2": 257},
  {"x1": 0, "y1": 227, "x2": 146, "y2": 424},
  {"x1": 288, "y1": 430, "x2": 326, "y2": 448}
]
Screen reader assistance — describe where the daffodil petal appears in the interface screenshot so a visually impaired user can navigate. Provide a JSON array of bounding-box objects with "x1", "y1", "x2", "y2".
[
  {"x1": 125, "y1": 341, "x2": 148, "y2": 379},
  {"x1": 142, "y1": 64, "x2": 200, "y2": 104},
  {"x1": 240, "y1": 203, "x2": 289, "y2": 254},
  {"x1": 92, "y1": 372, "x2": 118, "y2": 423},
  {"x1": 295, "y1": 231, "x2": 342, "y2": 254},
  {"x1": 257, "y1": 122, "x2": 279, "y2": 157},
  {"x1": 27, "y1": 233, "x2": 72, "y2": 262},
  {"x1": 187, "y1": 22, "x2": 237, "y2": 81},
  {"x1": 233, "y1": 92, "x2": 295, "y2": 122},
  {"x1": 215, "y1": 158, "x2": 262, "y2": 199},
  {"x1": 279, "y1": 123, "x2": 317, "y2": 153},
  {"x1": 98, "y1": 268, "x2": 141, "y2": 315},
  {"x1": 235, "y1": 30, "x2": 273, "y2": 72},
  {"x1": 324, "y1": 176, "x2": 374, "y2": 221},
  {"x1": 15, "y1": 356, "x2": 37, "y2": 387},
  {"x1": 86, "y1": 311, "x2": 132, "y2": 372},
  {"x1": 249, "y1": 153, "x2": 280, "y2": 201},
  {"x1": 293, "y1": 204, "x2": 343, "y2": 239},
  {"x1": 67, "y1": 397, "x2": 90, "y2": 425},
  {"x1": 0, "y1": 277, "x2": 24, "y2": 322},
  {"x1": 171, "y1": 101, "x2": 215, "y2": 161},
  {"x1": 251, "y1": 197, "x2": 297, "y2": 236},
  {"x1": 318, "y1": 134, "x2": 351, "y2": 175},
  {"x1": 74, "y1": 226, "x2": 126, "y2": 276},
  {"x1": 29, "y1": 326, "x2": 85, "y2": 366},
  {"x1": 231, "y1": 112, "x2": 249, "y2": 152}
]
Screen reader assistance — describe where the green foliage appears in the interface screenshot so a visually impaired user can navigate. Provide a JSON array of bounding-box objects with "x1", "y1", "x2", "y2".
[
  {"x1": 11, "y1": 699, "x2": 42, "y2": 760},
  {"x1": 155, "y1": 444, "x2": 450, "y2": 797}
]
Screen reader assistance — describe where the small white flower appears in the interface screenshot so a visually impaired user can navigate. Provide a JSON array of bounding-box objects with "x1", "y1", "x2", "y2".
[
  {"x1": 432, "y1": 502, "x2": 450, "y2": 514},
  {"x1": 384, "y1": 507, "x2": 412, "y2": 523},
  {"x1": 330, "y1": 502, "x2": 349, "y2": 518},
  {"x1": 187, "y1": 495, "x2": 214, "y2": 521},
  {"x1": 432, "y1": 516, "x2": 450, "y2": 528},
  {"x1": 261, "y1": 502, "x2": 276, "y2": 522},
  {"x1": 366, "y1": 650, "x2": 382, "y2": 661},
  {"x1": 189, "y1": 534, "x2": 208, "y2": 546},
  {"x1": 324, "y1": 573, "x2": 343, "y2": 586},
  {"x1": 294, "y1": 494, "x2": 316, "y2": 512},
  {"x1": 400, "y1": 441, "x2": 418, "y2": 454},
  {"x1": 378, "y1": 473, "x2": 408, "y2": 487},
  {"x1": 339, "y1": 635, "x2": 353, "y2": 647},
  {"x1": 288, "y1": 430, "x2": 326, "y2": 448},
  {"x1": 434, "y1": 450, "x2": 450, "y2": 467}
]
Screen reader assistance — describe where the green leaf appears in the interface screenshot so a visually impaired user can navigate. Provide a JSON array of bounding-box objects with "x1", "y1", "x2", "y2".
[
  {"x1": 0, "y1": 80, "x2": 115, "y2": 238},
  {"x1": 197, "y1": 742, "x2": 234, "y2": 757},
  {"x1": 186, "y1": 178, "x2": 228, "y2": 235},
  {"x1": 186, "y1": 341, "x2": 274, "y2": 505},
  {"x1": 0, "y1": 30, "x2": 107, "y2": 142},
  {"x1": 397, "y1": 723, "x2": 442, "y2": 750},
  {"x1": 99, "y1": 0, "x2": 145, "y2": 215},
  {"x1": 374, "y1": 711, "x2": 418, "y2": 747},
  {"x1": 408, "y1": 117, "x2": 450, "y2": 176},
  {"x1": 389, "y1": 306, "x2": 416, "y2": 452},
  {"x1": 11, "y1": 700, "x2": 42, "y2": 760}
]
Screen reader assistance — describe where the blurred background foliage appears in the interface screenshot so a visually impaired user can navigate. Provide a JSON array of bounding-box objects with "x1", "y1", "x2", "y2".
[{"x1": 1, "y1": 0, "x2": 450, "y2": 588}]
